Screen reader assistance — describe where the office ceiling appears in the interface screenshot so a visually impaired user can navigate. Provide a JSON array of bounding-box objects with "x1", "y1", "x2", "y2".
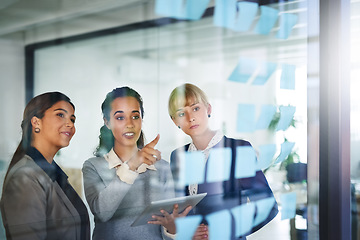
[{"x1": 0, "y1": 0, "x2": 153, "y2": 38}]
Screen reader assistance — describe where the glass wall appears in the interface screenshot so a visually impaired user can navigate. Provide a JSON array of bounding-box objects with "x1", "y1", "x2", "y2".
[{"x1": 4, "y1": 0, "x2": 314, "y2": 239}]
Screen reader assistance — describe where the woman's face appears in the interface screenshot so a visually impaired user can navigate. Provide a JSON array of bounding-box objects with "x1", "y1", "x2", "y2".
[
  {"x1": 172, "y1": 98, "x2": 211, "y2": 138},
  {"x1": 34, "y1": 100, "x2": 76, "y2": 151},
  {"x1": 105, "y1": 96, "x2": 142, "y2": 149}
]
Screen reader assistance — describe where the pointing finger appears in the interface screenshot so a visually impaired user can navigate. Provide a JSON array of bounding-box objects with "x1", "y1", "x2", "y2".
[{"x1": 146, "y1": 134, "x2": 160, "y2": 148}]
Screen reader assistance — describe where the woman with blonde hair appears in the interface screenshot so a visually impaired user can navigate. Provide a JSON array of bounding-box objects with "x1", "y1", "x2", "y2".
[{"x1": 168, "y1": 83, "x2": 278, "y2": 239}]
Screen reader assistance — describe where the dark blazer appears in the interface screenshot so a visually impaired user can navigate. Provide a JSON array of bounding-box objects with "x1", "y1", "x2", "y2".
[
  {"x1": 170, "y1": 136, "x2": 278, "y2": 239},
  {"x1": 1, "y1": 155, "x2": 90, "y2": 240}
]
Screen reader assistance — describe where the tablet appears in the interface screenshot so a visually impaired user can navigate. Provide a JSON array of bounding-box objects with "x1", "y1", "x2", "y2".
[{"x1": 131, "y1": 193, "x2": 207, "y2": 227}]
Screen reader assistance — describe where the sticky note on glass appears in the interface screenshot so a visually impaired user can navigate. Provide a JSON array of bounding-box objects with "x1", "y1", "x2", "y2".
[
  {"x1": 231, "y1": 203, "x2": 256, "y2": 237},
  {"x1": 274, "y1": 141, "x2": 295, "y2": 164},
  {"x1": 280, "y1": 192, "x2": 297, "y2": 220},
  {"x1": 175, "y1": 215, "x2": 202, "y2": 240},
  {"x1": 213, "y1": 0, "x2": 237, "y2": 29},
  {"x1": 254, "y1": 6, "x2": 279, "y2": 35},
  {"x1": 276, "y1": 106, "x2": 296, "y2": 131},
  {"x1": 235, "y1": 146, "x2": 256, "y2": 179},
  {"x1": 185, "y1": 0, "x2": 210, "y2": 20},
  {"x1": 155, "y1": 0, "x2": 209, "y2": 20},
  {"x1": 228, "y1": 58, "x2": 257, "y2": 83},
  {"x1": 206, "y1": 148, "x2": 232, "y2": 183},
  {"x1": 276, "y1": 13, "x2": 298, "y2": 39},
  {"x1": 252, "y1": 61, "x2": 277, "y2": 85},
  {"x1": 233, "y1": 1, "x2": 258, "y2": 32},
  {"x1": 256, "y1": 144, "x2": 276, "y2": 170},
  {"x1": 256, "y1": 105, "x2": 277, "y2": 130},
  {"x1": 236, "y1": 104, "x2": 256, "y2": 132},
  {"x1": 280, "y1": 64, "x2": 296, "y2": 90},
  {"x1": 205, "y1": 209, "x2": 232, "y2": 239},
  {"x1": 253, "y1": 197, "x2": 276, "y2": 226},
  {"x1": 155, "y1": 0, "x2": 184, "y2": 19},
  {"x1": 178, "y1": 151, "x2": 206, "y2": 186}
]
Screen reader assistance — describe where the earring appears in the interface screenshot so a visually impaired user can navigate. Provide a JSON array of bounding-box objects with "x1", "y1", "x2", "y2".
[
  {"x1": 208, "y1": 114, "x2": 211, "y2": 118},
  {"x1": 35, "y1": 128, "x2": 40, "y2": 133},
  {"x1": 178, "y1": 126, "x2": 181, "y2": 129}
]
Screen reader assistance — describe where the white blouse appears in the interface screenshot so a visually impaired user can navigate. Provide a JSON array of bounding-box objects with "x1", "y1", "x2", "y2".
[
  {"x1": 187, "y1": 130, "x2": 224, "y2": 195},
  {"x1": 104, "y1": 148, "x2": 156, "y2": 184}
]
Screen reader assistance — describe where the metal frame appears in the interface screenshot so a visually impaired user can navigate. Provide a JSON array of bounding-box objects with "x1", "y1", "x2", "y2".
[{"x1": 319, "y1": 0, "x2": 351, "y2": 239}]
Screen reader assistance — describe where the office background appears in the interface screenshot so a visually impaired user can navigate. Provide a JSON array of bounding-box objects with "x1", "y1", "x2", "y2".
[{"x1": 0, "y1": 0, "x2": 359, "y2": 239}]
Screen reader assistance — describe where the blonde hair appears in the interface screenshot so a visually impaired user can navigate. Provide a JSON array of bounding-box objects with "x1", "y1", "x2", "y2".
[{"x1": 168, "y1": 83, "x2": 209, "y2": 118}]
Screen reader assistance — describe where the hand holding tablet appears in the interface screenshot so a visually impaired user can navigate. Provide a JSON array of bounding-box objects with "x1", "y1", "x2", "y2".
[
  {"x1": 148, "y1": 203, "x2": 193, "y2": 234},
  {"x1": 131, "y1": 193, "x2": 207, "y2": 227}
]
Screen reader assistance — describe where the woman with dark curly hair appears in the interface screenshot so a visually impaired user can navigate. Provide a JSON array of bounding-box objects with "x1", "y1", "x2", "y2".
[{"x1": 82, "y1": 86, "x2": 190, "y2": 240}]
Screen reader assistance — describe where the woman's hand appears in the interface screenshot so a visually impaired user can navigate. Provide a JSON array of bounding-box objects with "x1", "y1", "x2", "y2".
[
  {"x1": 127, "y1": 134, "x2": 161, "y2": 171},
  {"x1": 148, "y1": 204, "x2": 193, "y2": 234},
  {"x1": 192, "y1": 224, "x2": 209, "y2": 240}
]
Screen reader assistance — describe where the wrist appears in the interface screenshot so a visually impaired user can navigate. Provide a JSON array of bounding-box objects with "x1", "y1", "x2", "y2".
[
  {"x1": 126, "y1": 160, "x2": 137, "y2": 171},
  {"x1": 166, "y1": 225, "x2": 176, "y2": 234},
  {"x1": 167, "y1": 229, "x2": 176, "y2": 235},
  {"x1": 116, "y1": 163, "x2": 138, "y2": 184}
]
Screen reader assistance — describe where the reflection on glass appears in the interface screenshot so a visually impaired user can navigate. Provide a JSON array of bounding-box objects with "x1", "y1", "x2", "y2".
[{"x1": 25, "y1": 1, "x2": 310, "y2": 239}]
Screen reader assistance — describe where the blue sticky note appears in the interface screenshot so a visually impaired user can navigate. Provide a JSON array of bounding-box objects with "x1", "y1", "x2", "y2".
[
  {"x1": 207, "y1": 148, "x2": 232, "y2": 183},
  {"x1": 185, "y1": 0, "x2": 210, "y2": 20},
  {"x1": 276, "y1": 13, "x2": 298, "y2": 39},
  {"x1": 280, "y1": 64, "x2": 296, "y2": 90},
  {"x1": 274, "y1": 141, "x2": 295, "y2": 164},
  {"x1": 235, "y1": 146, "x2": 256, "y2": 179},
  {"x1": 233, "y1": 2, "x2": 258, "y2": 32},
  {"x1": 254, "y1": 6, "x2": 279, "y2": 35},
  {"x1": 205, "y1": 210, "x2": 232, "y2": 239},
  {"x1": 256, "y1": 144, "x2": 277, "y2": 170},
  {"x1": 155, "y1": 0, "x2": 209, "y2": 20},
  {"x1": 253, "y1": 197, "x2": 276, "y2": 226},
  {"x1": 175, "y1": 215, "x2": 202, "y2": 240},
  {"x1": 252, "y1": 61, "x2": 277, "y2": 85},
  {"x1": 276, "y1": 106, "x2": 296, "y2": 131},
  {"x1": 178, "y1": 151, "x2": 206, "y2": 186},
  {"x1": 228, "y1": 64, "x2": 251, "y2": 83},
  {"x1": 231, "y1": 203, "x2": 256, "y2": 237},
  {"x1": 280, "y1": 192, "x2": 297, "y2": 220},
  {"x1": 228, "y1": 58, "x2": 257, "y2": 83},
  {"x1": 236, "y1": 104, "x2": 256, "y2": 133},
  {"x1": 213, "y1": 0, "x2": 237, "y2": 29},
  {"x1": 255, "y1": 105, "x2": 277, "y2": 130},
  {"x1": 155, "y1": 0, "x2": 184, "y2": 19}
]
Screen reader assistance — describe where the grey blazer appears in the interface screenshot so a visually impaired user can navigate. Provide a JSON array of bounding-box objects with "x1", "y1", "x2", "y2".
[
  {"x1": 83, "y1": 156, "x2": 175, "y2": 240},
  {"x1": 1, "y1": 155, "x2": 87, "y2": 240}
]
